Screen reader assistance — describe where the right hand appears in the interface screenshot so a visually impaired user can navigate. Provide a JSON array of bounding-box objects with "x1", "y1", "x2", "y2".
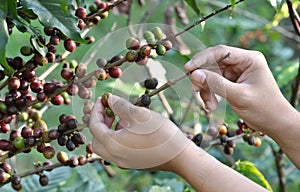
[{"x1": 184, "y1": 45, "x2": 295, "y2": 134}]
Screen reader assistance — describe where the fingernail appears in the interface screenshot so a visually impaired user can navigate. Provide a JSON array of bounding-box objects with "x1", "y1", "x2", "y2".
[
  {"x1": 185, "y1": 60, "x2": 193, "y2": 69},
  {"x1": 193, "y1": 70, "x2": 206, "y2": 84}
]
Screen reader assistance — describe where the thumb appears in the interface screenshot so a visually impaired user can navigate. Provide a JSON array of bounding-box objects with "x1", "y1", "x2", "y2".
[
  {"x1": 108, "y1": 95, "x2": 152, "y2": 124},
  {"x1": 190, "y1": 69, "x2": 239, "y2": 101}
]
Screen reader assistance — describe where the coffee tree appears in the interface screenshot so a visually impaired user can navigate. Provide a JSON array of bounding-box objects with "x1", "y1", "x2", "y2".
[{"x1": 0, "y1": 0, "x2": 299, "y2": 191}]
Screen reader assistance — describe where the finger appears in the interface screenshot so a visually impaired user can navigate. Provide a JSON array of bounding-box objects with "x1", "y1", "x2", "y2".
[
  {"x1": 92, "y1": 138, "x2": 114, "y2": 162},
  {"x1": 184, "y1": 45, "x2": 251, "y2": 72},
  {"x1": 108, "y1": 95, "x2": 151, "y2": 124},
  {"x1": 89, "y1": 97, "x2": 111, "y2": 139},
  {"x1": 190, "y1": 69, "x2": 239, "y2": 102},
  {"x1": 199, "y1": 90, "x2": 219, "y2": 111}
]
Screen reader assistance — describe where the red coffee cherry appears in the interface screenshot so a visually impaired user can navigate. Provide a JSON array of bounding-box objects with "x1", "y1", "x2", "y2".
[
  {"x1": 75, "y1": 7, "x2": 87, "y2": 19},
  {"x1": 108, "y1": 67, "x2": 122, "y2": 78},
  {"x1": 64, "y1": 39, "x2": 76, "y2": 52}
]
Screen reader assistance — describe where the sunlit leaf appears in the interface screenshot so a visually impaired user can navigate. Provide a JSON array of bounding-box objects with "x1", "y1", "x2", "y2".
[
  {"x1": 22, "y1": 0, "x2": 86, "y2": 43},
  {"x1": 185, "y1": 0, "x2": 200, "y2": 16},
  {"x1": 234, "y1": 160, "x2": 273, "y2": 191}
]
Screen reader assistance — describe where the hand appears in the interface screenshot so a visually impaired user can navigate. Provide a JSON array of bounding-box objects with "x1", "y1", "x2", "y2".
[
  {"x1": 89, "y1": 95, "x2": 191, "y2": 170},
  {"x1": 184, "y1": 45, "x2": 294, "y2": 134}
]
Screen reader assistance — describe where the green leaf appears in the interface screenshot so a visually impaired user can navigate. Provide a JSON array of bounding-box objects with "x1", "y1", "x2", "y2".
[
  {"x1": 234, "y1": 160, "x2": 273, "y2": 191},
  {"x1": 21, "y1": 0, "x2": 86, "y2": 43},
  {"x1": 230, "y1": 0, "x2": 236, "y2": 17},
  {"x1": 0, "y1": 0, "x2": 14, "y2": 76},
  {"x1": 276, "y1": 61, "x2": 298, "y2": 88},
  {"x1": 185, "y1": 0, "x2": 200, "y2": 16}
]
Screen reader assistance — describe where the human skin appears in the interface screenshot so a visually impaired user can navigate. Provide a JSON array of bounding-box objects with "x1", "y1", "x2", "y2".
[{"x1": 89, "y1": 45, "x2": 300, "y2": 191}]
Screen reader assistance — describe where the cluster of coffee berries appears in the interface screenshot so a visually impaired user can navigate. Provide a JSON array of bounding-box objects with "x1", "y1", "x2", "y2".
[
  {"x1": 55, "y1": 115, "x2": 87, "y2": 151},
  {"x1": 125, "y1": 27, "x2": 173, "y2": 65},
  {"x1": 101, "y1": 93, "x2": 114, "y2": 117},
  {"x1": 57, "y1": 151, "x2": 88, "y2": 168},
  {"x1": 138, "y1": 78, "x2": 159, "y2": 107},
  {"x1": 236, "y1": 119, "x2": 263, "y2": 147}
]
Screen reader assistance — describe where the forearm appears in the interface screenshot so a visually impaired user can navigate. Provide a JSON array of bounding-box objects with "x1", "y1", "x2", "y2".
[
  {"x1": 263, "y1": 99, "x2": 300, "y2": 169},
  {"x1": 169, "y1": 143, "x2": 268, "y2": 192}
]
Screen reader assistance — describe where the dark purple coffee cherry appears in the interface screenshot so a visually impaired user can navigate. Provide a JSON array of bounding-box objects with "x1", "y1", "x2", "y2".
[
  {"x1": 66, "y1": 139, "x2": 76, "y2": 151},
  {"x1": 50, "y1": 35, "x2": 60, "y2": 45},
  {"x1": 192, "y1": 133, "x2": 203, "y2": 147},
  {"x1": 44, "y1": 27, "x2": 56, "y2": 36},
  {"x1": 75, "y1": 7, "x2": 87, "y2": 19},
  {"x1": 39, "y1": 174, "x2": 49, "y2": 186},
  {"x1": 64, "y1": 39, "x2": 76, "y2": 52},
  {"x1": 144, "y1": 78, "x2": 158, "y2": 89},
  {"x1": 141, "y1": 94, "x2": 151, "y2": 107},
  {"x1": 57, "y1": 135, "x2": 68, "y2": 146}
]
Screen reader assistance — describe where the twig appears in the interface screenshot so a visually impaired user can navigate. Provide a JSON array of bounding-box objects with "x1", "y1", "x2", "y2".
[
  {"x1": 204, "y1": 0, "x2": 300, "y2": 43},
  {"x1": 0, "y1": 156, "x2": 104, "y2": 187},
  {"x1": 134, "y1": 52, "x2": 231, "y2": 106},
  {"x1": 286, "y1": 0, "x2": 300, "y2": 36},
  {"x1": 172, "y1": 0, "x2": 245, "y2": 38}
]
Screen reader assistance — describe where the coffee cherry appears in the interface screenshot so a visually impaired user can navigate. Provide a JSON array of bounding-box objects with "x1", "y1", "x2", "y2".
[
  {"x1": 75, "y1": 7, "x2": 87, "y2": 19},
  {"x1": 0, "y1": 139, "x2": 10, "y2": 151},
  {"x1": 39, "y1": 174, "x2": 49, "y2": 186},
  {"x1": 144, "y1": 78, "x2": 158, "y2": 89},
  {"x1": 218, "y1": 124, "x2": 227, "y2": 135},
  {"x1": 36, "y1": 143, "x2": 45, "y2": 153},
  {"x1": 12, "y1": 56, "x2": 24, "y2": 70},
  {"x1": 69, "y1": 156, "x2": 79, "y2": 167},
  {"x1": 101, "y1": 92, "x2": 111, "y2": 108},
  {"x1": 12, "y1": 183, "x2": 22, "y2": 191},
  {"x1": 220, "y1": 135, "x2": 228, "y2": 143},
  {"x1": 110, "y1": 55, "x2": 124, "y2": 64},
  {"x1": 50, "y1": 35, "x2": 60, "y2": 45},
  {"x1": 237, "y1": 119, "x2": 246, "y2": 129},
  {"x1": 135, "y1": 54, "x2": 148, "y2": 65},
  {"x1": 151, "y1": 27, "x2": 165, "y2": 40},
  {"x1": 22, "y1": 70, "x2": 36, "y2": 82},
  {"x1": 51, "y1": 95, "x2": 64, "y2": 105},
  {"x1": 78, "y1": 155, "x2": 87, "y2": 165},
  {"x1": 86, "y1": 142, "x2": 93, "y2": 154},
  {"x1": 21, "y1": 126, "x2": 33, "y2": 138},
  {"x1": 66, "y1": 118, "x2": 78, "y2": 130},
  {"x1": 20, "y1": 46, "x2": 33, "y2": 56},
  {"x1": 64, "y1": 39, "x2": 76, "y2": 52},
  {"x1": 8, "y1": 76, "x2": 20, "y2": 90},
  {"x1": 100, "y1": 11, "x2": 109, "y2": 19},
  {"x1": 57, "y1": 135, "x2": 67, "y2": 146},
  {"x1": 43, "y1": 146, "x2": 55, "y2": 159},
  {"x1": 254, "y1": 137, "x2": 262, "y2": 147},
  {"x1": 34, "y1": 54, "x2": 48, "y2": 66},
  {"x1": 247, "y1": 135, "x2": 256, "y2": 145},
  {"x1": 126, "y1": 50, "x2": 138, "y2": 62},
  {"x1": 48, "y1": 129, "x2": 60, "y2": 140},
  {"x1": 223, "y1": 145, "x2": 234, "y2": 155},
  {"x1": 105, "y1": 107, "x2": 114, "y2": 117},
  {"x1": 33, "y1": 128, "x2": 43, "y2": 138},
  {"x1": 162, "y1": 40, "x2": 173, "y2": 51},
  {"x1": 126, "y1": 37, "x2": 140, "y2": 50},
  {"x1": 82, "y1": 77, "x2": 97, "y2": 88},
  {"x1": 44, "y1": 82, "x2": 56, "y2": 95},
  {"x1": 46, "y1": 51, "x2": 56, "y2": 63},
  {"x1": 67, "y1": 84, "x2": 79, "y2": 96},
  {"x1": 61, "y1": 68, "x2": 74, "y2": 80},
  {"x1": 33, "y1": 119, "x2": 48, "y2": 131},
  {"x1": 83, "y1": 101, "x2": 94, "y2": 115},
  {"x1": 109, "y1": 67, "x2": 122, "y2": 78},
  {"x1": 71, "y1": 132, "x2": 86, "y2": 145},
  {"x1": 57, "y1": 151, "x2": 69, "y2": 165},
  {"x1": 77, "y1": 19, "x2": 85, "y2": 30},
  {"x1": 59, "y1": 114, "x2": 68, "y2": 124},
  {"x1": 13, "y1": 136, "x2": 25, "y2": 149},
  {"x1": 30, "y1": 81, "x2": 43, "y2": 93},
  {"x1": 75, "y1": 64, "x2": 87, "y2": 77},
  {"x1": 37, "y1": 92, "x2": 48, "y2": 102},
  {"x1": 1, "y1": 122, "x2": 10, "y2": 133},
  {"x1": 95, "y1": 68, "x2": 107, "y2": 81},
  {"x1": 0, "y1": 170, "x2": 8, "y2": 183},
  {"x1": 91, "y1": 16, "x2": 101, "y2": 24},
  {"x1": 143, "y1": 31, "x2": 156, "y2": 45},
  {"x1": 141, "y1": 94, "x2": 151, "y2": 107},
  {"x1": 226, "y1": 130, "x2": 236, "y2": 138},
  {"x1": 78, "y1": 86, "x2": 91, "y2": 99},
  {"x1": 85, "y1": 36, "x2": 95, "y2": 44},
  {"x1": 192, "y1": 133, "x2": 203, "y2": 147},
  {"x1": 44, "y1": 27, "x2": 56, "y2": 36},
  {"x1": 95, "y1": 1, "x2": 108, "y2": 9},
  {"x1": 140, "y1": 45, "x2": 151, "y2": 56},
  {"x1": 96, "y1": 58, "x2": 107, "y2": 68},
  {"x1": 47, "y1": 44, "x2": 57, "y2": 54},
  {"x1": 11, "y1": 175, "x2": 21, "y2": 185},
  {"x1": 156, "y1": 44, "x2": 166, "y2": 56},
  {"x1": 66, "y1": 139, "x2": 76, "y2": 151}
]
